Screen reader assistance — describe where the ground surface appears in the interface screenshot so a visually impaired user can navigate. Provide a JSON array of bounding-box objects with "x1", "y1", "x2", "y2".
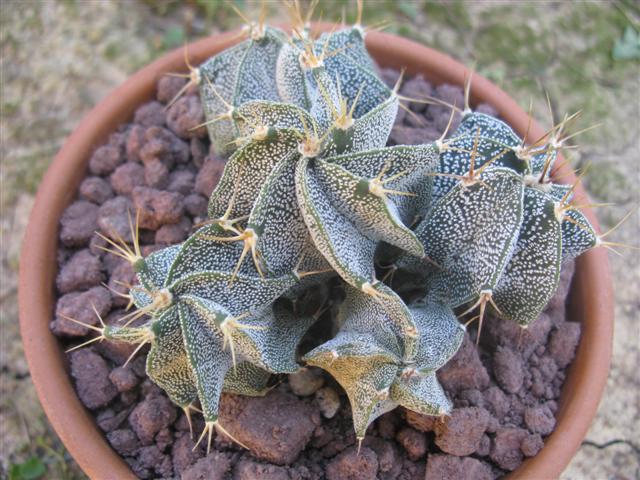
[{"x1": 1, "y1": 1, "x2": 638, "y2": 478}]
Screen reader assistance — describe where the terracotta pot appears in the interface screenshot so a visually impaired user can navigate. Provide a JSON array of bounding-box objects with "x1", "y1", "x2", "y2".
[{"x1": 19, "y1": 25, "x2": 613, "y2": 480}]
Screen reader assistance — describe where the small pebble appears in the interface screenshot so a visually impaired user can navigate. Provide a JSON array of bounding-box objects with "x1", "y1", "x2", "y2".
[
  {"x1": 325, "y1": 446, "x2": 378, "y2": 480},
  {"x1": 129, "y1": 394, "x2": 177, "y2": 445},
  {"x1": 289, "y1": 368, "x2": 325, "y2": 396},
  {"x1": 134, "y1": 101, "x2": 165, "y2": 128},
  {"x1": 396, "y1": 427, "x2": 427, "y2": 461},
  {"x1": 131, "y1": 186, "x2": 184, "y2": 230},
  {"x1": 166, "y1": 95, "x2": 206, "y2": 139},
  {"x1": 79, "y1": 176, "x2": 113, "y2": 204},
  {"x1": 315, "y1": 387, "x2": 340, "y2": 419},
  {"x1": 56, "y1": 249, "x2": 103, "y2": 293},
  {"x1": 89, "y1": 145, "x2": 123, "y2": 176},
  {"x1": 109, "y1": 365, "x2": 139, "y2": 393},
  {"x1": 110, "y1": 162, "x2": 145, "y2": 195},
  {"x1": 70, "y1": 349, "x2": 118, "y2": 409},
  {"x1": 195, "y1": 155, "x2": 226, "y2": 197}
]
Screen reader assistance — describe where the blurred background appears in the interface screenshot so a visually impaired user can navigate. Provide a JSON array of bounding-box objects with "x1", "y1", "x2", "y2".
[{"x1": 1, "y1": 1, "x2": 638, "y2": 478}]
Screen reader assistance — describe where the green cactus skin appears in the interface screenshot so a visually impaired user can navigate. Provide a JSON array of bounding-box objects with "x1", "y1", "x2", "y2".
[
  {"x1": 491, "y1": 188, "x2": 562, "y2": 326},
  {"x1": 68, "y1": 16, "x2": 609, "y2": 453},
  {"x1": 415, "y1": 167, "x2": 525, "y2": 310}
]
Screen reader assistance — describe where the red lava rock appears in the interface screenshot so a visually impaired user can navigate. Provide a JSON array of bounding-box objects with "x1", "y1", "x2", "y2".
[
  {"x1": 404, "y1": 410, "x2": 438, "y2": 433},
  {"x1": 175, "y1": 409, "x2": 205, "y2": 435},
  {"x1": 377, "y1": 411, "x2": 401, "y2": 439},
  {"x1": 437, "y1": 334, "x2": 490, "y2": 394},
  {"x1": 476, "y1": 103, "x2": 499, "y2": 116},
  {"x1": 97, "y1": 407, "x2": 131, "y2": 432},
  {"x1": 490, "y1": 428, "x2": 528, "y2": 471},
  {"x1": 139, "y1": 378, "x2": 164, "y2": 399},
  {"x1": 403, "y1": 108, "x2": 429, "y2": 128},
  {"x1": 141, "y1": 244, "x2": 163, "y2": 257},
  {"x1": 110, "y1": 162, "x2": 145, "y2": 195},
  {"x1": 157, "y1": 75, "x2": 187, "y2": 104},
  {"x1": 315, "y1": 413, "x2": 357, "y2": 457},
  {"x1": 431, "y1": 84, "x2": 464, "y2": 131},
  {"x1": 120, "y1": 390, "x2": 138, "y2": 407},
  {"x1": 109, "y1": 365, "x2": 139, "y2": 392},
  {"x1": 477, "y1": 434, "x2": 491, "y2": 457},
  {"x1": 325, "y1": 446, "x2": 379, "y2": 480},
  {"x1": 140, "y1": 126, "x2": 189, "y2": 168},
  {"x1": 363, "y1": 437, "x2": 402, "y2": 479},
  {"x1": 79, "y1": 176, "x2": 113, "y2": 204},
  {"x1": 134, "y1": 101, "x2": 165, "y2": 127},
  {"x1": 137, "y1": 445, "x2": 171, "y2": 477},
  {"x1": 155, "y1": 427, "x2": 173, "y2": 452},
  {"x1": 52, "y1": 286, "x2": 112, "y2": 337},
  {"x1": 158, "y1": 456, "x2": 174, "y2": 478},
  {"x1": 107, "y1": 429, "x2": 140, "y2": 456},
  {"x1": 523, "y1": 313, "x2": 553, "y2": 352},
  {"x1": 144, "y1": 157, "x2": 170, "y2": 189},
  {"x1": 195, "y1": 155, "x2": 226, "y2": 197},
  {"x1": 126, "y1": 458, "x2": 151, "y2": 479},
  {"x1": 108, "y1": 130, "x2": 127, "y2": 156},
  {"x1": 166, "y1": 95, "x2": 206, "y2": 139},
  {"x1": 218, "y1": 391, "x2": 315, "y2": 465},
  {"x1": 190, "y1": 137, "x2": 208, "y2": 168},
  {"x1": 523, "y1": 405, "x2": 556, "y2": 435},
  {"x1": 59, "y1": 200, "x2": 99, "y2": 247},
  {"x1": 389, "y1": 125, "x2": 441, "y2": 146},
  {"x1": 184, "y1": 193, "x2": 208, "y2": 218},
  {"x1": 456, "y1": 389, "x2": 484, "y2": 408},
  {"x1": 521, "y1": 433, "x2": 544, "y2": 457},
  {"x1": 396, "y1": 427, "x2": 427, "y2": 461},
  {"x1": 486, "y1": 312, "x2": 552, "y2": 359},
  {"x1": 485, "y1": 415, "x2": 500, "y2": 434},
  {"x1": 89, "y1": 144, "x2": 124, "y2": 176},
  {"x1": 155, "y1": 217, "x2": 192, "y2": 244},
  {"x1": 172, "y1": 432, "x2": 204, "y2": 475},
  {"x1": 380, "y1": 67, "x2": 402, "y2": 89},
  {"x1": 126, "y1": 125, "x2": 146, "y2": 163},
  {"x1": 537, "y1": 355, "x2": 559, "y2": 382},
  {"x1": 400, "y1": 75, "x2": 432, "y2": 113},
  {"x1": 493, "y1": 346, "x2": 524, "y2": 394},
  {"x1": 97, "y1": 196, "x2": 134, "y2": 242},
  {"x1": 131, "y1": 186, "x2": 184, "y2": 230},
  {"x1": 425, "y1": 454, "x2": 493, "y2": 480},
  {"x1": 483, "y1": 386, "x2": 510, "y2": 421},
  {"x1": 56, "y1": 249, "x2": 103, "y2": 293},
  {"x1": 181, "y1": 452, "x2": 232, "y2": 480},
  {"x1": 233, "y1": 458, "x2": 289, "y2": 480},
  {"x1": 70, "y1": 349, "x2": 118, "y2": 409},
  {"x1": 129, "y1": 394, "x2": 177, "y2": 445},
  {"x1": 167, "y1": 169, "x2": 196, "y2": 195},
  {"x1": 434, "y1": 407, "x2": 490, "y2": 456},
  {"x1": 548, "y1": 322, "x2": 581, "y2": 368}
]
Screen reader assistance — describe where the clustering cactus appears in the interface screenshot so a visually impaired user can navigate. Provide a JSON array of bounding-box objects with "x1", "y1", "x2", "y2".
[{"x1": 67, "y1": 5, "x2": 612, "y2": 454}]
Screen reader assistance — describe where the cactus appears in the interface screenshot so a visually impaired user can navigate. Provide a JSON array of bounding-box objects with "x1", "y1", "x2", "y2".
[{"x1": 65, "y1": 6, "x2": 617, "y2": 454}]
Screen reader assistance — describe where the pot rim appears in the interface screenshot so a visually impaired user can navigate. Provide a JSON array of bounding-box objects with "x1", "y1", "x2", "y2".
[{"x1": 19, "y1": 24, "x2": 613, "y2": 480}]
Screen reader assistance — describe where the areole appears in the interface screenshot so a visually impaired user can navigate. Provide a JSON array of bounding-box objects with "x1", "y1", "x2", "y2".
[{"x1": 19, "y1": 24, "x2": 613, "y2": 479}]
